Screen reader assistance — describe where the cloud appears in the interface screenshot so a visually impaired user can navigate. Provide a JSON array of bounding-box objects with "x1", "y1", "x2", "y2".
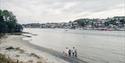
[{"x1": 0, "y1": 0, "x2": 124, "y2": 24}]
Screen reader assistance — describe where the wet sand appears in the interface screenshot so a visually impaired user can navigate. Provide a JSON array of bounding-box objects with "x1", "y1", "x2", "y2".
[
  {"x1": 24, "y1": 40, "x2": 87, "y2": 63},
  {"x1": 0, "y1": 34, "x2": 87, "y2": 63}
]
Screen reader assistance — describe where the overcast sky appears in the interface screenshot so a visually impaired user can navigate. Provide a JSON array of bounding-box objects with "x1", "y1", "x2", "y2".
[{"x1": 0, "y1": 0, "x2": 125, "y2": 24}]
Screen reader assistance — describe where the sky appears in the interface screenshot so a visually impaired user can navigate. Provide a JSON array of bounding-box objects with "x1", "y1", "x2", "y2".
[{"x1": 0, "y1": 0, "x2": 125, "y2": 24}]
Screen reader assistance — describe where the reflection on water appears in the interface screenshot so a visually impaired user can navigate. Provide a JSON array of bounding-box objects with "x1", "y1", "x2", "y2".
[{"x1": 24, "y1": 28, "x2": 125, "y2": 63}]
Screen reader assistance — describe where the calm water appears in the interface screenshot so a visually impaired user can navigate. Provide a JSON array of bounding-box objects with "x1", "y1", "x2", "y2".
[{"x1": 24, "y1": 28, "x2": 125, "y2": 63}]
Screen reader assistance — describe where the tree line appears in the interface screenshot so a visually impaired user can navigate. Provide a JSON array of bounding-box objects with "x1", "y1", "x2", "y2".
[{"x1": 0, "y1": 9, "x2": 23, "y2": 34}]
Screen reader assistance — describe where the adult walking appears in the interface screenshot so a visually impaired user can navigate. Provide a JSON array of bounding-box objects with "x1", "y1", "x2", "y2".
[
  {"x1": 63, "y1": 47, "x2": 69, "y2": 56},
  {"x1": 72, "y1": 47, "x2": 77, "y2": 57}
]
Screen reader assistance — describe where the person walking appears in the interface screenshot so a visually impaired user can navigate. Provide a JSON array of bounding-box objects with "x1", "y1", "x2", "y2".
[
  {"x1": 72, "y1": 47, "x2": 77, "y2": 57},
  {"x1": 68, "y1": 49, "x2": 72, "y2": 57},
  {"x1": 63, "y1": 47, "x2": 69, "y2": 56}
]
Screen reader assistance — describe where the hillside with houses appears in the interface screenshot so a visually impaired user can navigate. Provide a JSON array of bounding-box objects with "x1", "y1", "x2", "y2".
[{"x1": 23, "y1": 16, "x2": 125, "y2": 31}]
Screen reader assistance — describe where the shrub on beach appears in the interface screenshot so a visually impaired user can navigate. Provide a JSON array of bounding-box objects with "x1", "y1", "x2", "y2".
[{"x1": 0, "y1": 53, "x2": 15, "y2": 63}]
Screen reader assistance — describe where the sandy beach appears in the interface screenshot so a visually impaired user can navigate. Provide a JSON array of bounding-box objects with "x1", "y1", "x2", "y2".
[
  {"x1": 0, "y1": 34, "x2": 47, "y2": 63},
  {"x1": 0, "y1": 33, "x2": 87, "y2": 63}
]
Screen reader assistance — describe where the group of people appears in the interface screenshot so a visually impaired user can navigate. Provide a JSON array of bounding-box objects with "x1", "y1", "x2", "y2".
[{"x1": 63, "y1": 47, "x2": 77, "y2": 57}]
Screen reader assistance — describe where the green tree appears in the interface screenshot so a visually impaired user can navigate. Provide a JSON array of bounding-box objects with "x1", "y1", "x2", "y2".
[
  {"x1": 74, "y1": 19, "x2": 87, "y2": 27},
  {"x1": 0, "y1": 9, "x2": 23, "y2": 33}
]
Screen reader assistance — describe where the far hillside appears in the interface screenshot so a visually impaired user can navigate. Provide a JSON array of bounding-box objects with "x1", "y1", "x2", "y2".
[{"x1": 23, "y1": 16, "x2": 125, "y2": 31}]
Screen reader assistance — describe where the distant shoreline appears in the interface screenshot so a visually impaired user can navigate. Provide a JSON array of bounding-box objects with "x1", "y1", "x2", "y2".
[
  {"x1": 22, "y1": 16, "x2": 125, "y2": 31},
  {"x1": 23, "y1": 28, "x2": 125, "y2": 31}
]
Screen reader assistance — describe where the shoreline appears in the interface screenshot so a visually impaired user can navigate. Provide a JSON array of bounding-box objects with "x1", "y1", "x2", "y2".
[
  {"x1": 24, "y1": 28, "x2": 125, "y2": 31},
  {"x1": 20, "y1": 33, "x2": 88, "y2": 63},
  {"x1": 0, "y1": 33, "x2": 88, "y2": 63},
  {"x1": 0, "y1": 34, "x2": 73, "y2": 63},
  {"x1": 0, "y1": 34, "x2": 46, "y2": 63}
]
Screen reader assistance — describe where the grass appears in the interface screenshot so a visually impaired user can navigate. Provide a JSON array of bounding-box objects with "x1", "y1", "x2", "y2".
[
  {"x1": 0, "y1": 53, "x2": 43, "y2": 63},
  {"x1": 0, "y1": 53, "x2": 15, "y2": 63}
]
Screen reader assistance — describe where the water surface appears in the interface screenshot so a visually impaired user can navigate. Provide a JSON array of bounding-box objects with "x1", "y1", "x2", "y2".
[{"x1": 24, "y1": 28, "x2": 125, "y2": 63}]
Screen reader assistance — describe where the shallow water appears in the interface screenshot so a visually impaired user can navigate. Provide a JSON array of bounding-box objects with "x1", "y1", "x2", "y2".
[{"x1": 24, "y1": 28, "x2": 125, "y2": 63}]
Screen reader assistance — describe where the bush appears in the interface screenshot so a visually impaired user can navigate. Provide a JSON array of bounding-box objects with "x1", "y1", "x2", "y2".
[{"x1": 0, "y1": 9, "x2": 23, "y2": 33}]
